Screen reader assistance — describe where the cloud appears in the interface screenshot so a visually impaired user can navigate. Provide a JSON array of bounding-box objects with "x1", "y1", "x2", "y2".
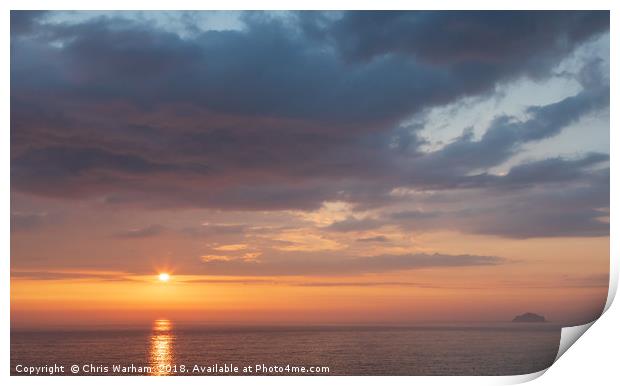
[
  {"x1": 11, "y1": 212, "x2": 49, "y2": 231},
  {"x1": 406, "y1": 78, "x2": 609, "y2": 189},
  {"x1": 181, "y1": 223, "x2": 247, "y2": 237},
  {"x1": 114, "y1": 224, "x2": 165, "y2": 238},
  {"x1": 356, "y1": 236, "x2": 390, "y2": 243},
  {"x1": 389, "y1": 210, "x2": 439, "y2": 221},
  {"x1": 488, "y1": 153, "x2": 609, "y2": 189},
  {"x1": 213, "y1": 244, "x2": 248, "y2": 251},
  {"x1": 271, "y1": 229, "x2": 345, "y2": 251},
  {"x1": 561, "y1": 273, "x2": 609, "y2": 288},
  {"x1": 10, "y1": 11, "x2": 609, "y2": 240},
  {"x1": 11, "y1": 270, "x2": 135, "y2": 281},
  {"x1": 323, "y1": 11, "x2": 608, "y2": 67},
  {"x1": 10, "y1": 10, "x2": 47, "y2": 35},
  {"x1": 180, "y1": 278, "x2": 279, "y2": 285},
  {"x1": 385, "y1": 166, "x2": 609, "y2": 238},
  {"x1": 12, "y1": 145, "x2": 210, "y2": 199},
  {"x1": 467, "y1": 193, "x2": 609, "y2": 239},
  {"x1": 176, "y1": 277, "x2": 473, "y2": 288},
  {"x1": 201, "y1": 251, "x2": 261, "y2": 263},
  {"x1": 326, "y1": 216, "x2": 384, "y2": 232},
  {"x1": 199, "y1": 252, "x2": 505, "y2": 276},
  {"x1": 201, "y1": 254, "x2": 233, "y2": 262}
]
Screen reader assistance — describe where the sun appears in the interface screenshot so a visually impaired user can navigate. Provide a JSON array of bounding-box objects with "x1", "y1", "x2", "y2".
[{"x1": 158, "y1": 273, "x2": 171, "y2": 282}]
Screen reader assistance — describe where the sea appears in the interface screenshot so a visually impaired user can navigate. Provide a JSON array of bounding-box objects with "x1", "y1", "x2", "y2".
[{"x1": 11, "y1": 320, "x2": 561, "y2": 376}]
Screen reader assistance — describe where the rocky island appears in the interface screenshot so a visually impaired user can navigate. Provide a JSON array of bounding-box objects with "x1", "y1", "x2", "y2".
[{"x1": 512, "y1": 312, "x2": 547, "y2": 322}]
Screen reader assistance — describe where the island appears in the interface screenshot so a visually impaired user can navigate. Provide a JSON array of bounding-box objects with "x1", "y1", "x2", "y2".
[{"x1": 512, "y1": 312, "x2": 547, "y2": 323}]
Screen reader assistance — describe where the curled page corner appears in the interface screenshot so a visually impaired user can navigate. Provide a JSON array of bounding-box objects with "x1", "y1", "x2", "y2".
[
  {"x1": 550, "y1": 263, "x2": 619, "y2": 362},
  {"x1": 534, "y1": 269, "x2": 617, "y2": 380},
  {"x1": 498, "y1": 320, "x2": 598, "y2": 385},
  {"x1": 604, "y1": 264, "x2": 618, "y2": 313},
  {"x1": 554, "y1": 321, "x2": 596, "y2": 362},
  {"x1": 503, "y1": 272, "x2": 616, "y2": 385},
  {"x1": 502, "y1": 369, "x2": 548, "y2": 385},
  {"x1": 551, "y1": 273, "x2": 614, "y2": 365}
]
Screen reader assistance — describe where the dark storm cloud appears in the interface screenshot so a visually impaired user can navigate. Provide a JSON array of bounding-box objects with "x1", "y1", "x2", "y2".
[
  {"x1": 13, "y1": 146, "x2": 202, "y2": 178},
  {"x1": 12, "y1": 13, "x2": 450, "y2": 126},
  {"x1": 11, "y1": 11, "x2": 608, "y2": 125},
  {"x1": 199, "y1": 252, "x2": 505, "y2": 276},
  {"x1": 325, "y1": 11, "x2": 608, "y2": 67},
  {"x1": 10, "y1": 11, "x2": 610, "y2": 238},
  {"x1": 10, "y1": 10, "x2": 47, "y2": 35}
]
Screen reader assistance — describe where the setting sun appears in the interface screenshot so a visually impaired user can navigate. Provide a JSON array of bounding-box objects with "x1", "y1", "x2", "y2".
[{"x1": 158, "y1": 273, "x2": 170, "y2": 282}]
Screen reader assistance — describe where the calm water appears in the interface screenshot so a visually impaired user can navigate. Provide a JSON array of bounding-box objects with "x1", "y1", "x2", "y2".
[{"x1": 11, "y1": 320, "x2": 561, "y2": 376}]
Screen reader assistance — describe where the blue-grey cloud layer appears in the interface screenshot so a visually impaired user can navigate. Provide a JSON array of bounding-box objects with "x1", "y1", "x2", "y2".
[{"x1": 11, "y1": 11, "x2": 610, "y2": 239}]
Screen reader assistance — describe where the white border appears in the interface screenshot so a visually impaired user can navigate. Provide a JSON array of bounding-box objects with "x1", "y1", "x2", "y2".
[{"x1": 2, "y1": 1, "x2": 617, "y2": 385}]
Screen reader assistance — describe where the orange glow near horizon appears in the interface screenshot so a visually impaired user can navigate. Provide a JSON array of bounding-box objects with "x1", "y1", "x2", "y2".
[
  {"x1": 9, "y1": 214, "x2": 610, "y2": 329},
  {"x1": 10, "y1": 268, "x2": 608, "y2": 328}
]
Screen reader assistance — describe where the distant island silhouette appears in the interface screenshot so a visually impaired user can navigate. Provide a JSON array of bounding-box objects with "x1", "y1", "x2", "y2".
[{"x1": 512, "y1": 312, "x2": 547, "y2": 323}]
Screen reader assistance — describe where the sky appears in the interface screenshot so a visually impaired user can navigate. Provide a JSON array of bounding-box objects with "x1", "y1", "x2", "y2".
[{"x1": 10, "y1": 11, "x2": 610, "y2": 328}]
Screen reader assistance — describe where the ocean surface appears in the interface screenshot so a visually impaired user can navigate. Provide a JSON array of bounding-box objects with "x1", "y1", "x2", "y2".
[{"x1": 11, "y1": 320, "x2": 561, "y2": 376}]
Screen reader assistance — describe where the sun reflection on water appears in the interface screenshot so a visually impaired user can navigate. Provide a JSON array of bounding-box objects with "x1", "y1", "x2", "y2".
[{"x1": 149, "y1": 319, "x2": 175, "y2": 376}]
